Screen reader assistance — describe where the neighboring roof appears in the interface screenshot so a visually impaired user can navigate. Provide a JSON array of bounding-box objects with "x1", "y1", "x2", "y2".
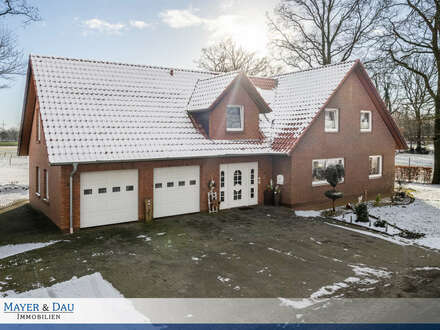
[
  {"x1": 23, "y1": 55, "x2": 277, "y2": 164},
  {"x1": 18, "y1": 55, "x2": 406, "y2": 165},
  {"x1": 187, "y1": 71, "x2": 271, "y2": 114}
]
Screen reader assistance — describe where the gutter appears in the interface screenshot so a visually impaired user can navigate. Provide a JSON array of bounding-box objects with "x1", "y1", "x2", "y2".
[{"x1": 69, "y1": 163, "x2": 78, "y2": 234}]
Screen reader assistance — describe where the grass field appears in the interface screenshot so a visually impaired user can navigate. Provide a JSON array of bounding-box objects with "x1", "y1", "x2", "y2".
[{"x1": 0, "y1": 141, "x2": 18, "y2": 146}]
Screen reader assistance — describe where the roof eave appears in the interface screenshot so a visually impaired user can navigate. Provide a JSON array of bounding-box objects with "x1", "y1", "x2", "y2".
[{"x1": 17, "y1": 57, "x2": 33, "y2": 156}]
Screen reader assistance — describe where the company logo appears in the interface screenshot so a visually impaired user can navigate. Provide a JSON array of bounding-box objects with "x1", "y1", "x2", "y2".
[{"x1": 3, "y1": 302, "x2": 75, "y2": 320}]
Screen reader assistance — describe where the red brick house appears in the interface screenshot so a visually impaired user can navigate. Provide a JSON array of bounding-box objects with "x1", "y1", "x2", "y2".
[{"x1": 18, "y1": 55, "x2": 407, "y2": 232}]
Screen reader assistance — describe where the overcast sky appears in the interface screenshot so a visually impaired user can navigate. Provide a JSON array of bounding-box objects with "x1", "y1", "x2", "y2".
[{"x1": 0, "y1": 0, "x2": 279, "y2": 128}]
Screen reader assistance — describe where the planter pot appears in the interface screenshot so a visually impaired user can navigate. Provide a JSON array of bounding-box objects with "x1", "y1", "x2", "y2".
[
  {"x1": 273, "y1": 192, "x2": 281, "y2": 206},
  {"x1": 264, "y1": 190, "x2": 274, "y2": 206}
]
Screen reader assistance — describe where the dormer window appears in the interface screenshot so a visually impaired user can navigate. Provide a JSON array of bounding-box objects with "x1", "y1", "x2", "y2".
[
  {"x1": 226, "y1": 105, "x2": 244, "y2": 132},
  {"x1": 324, "y1": 108, "x2": 338, "y2": 132},
  {"x1": 360, "y1": 110, "x2": 372, "y2": 132}
]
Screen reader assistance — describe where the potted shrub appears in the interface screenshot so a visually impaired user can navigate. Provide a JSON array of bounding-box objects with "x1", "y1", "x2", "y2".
[
  {"x1": 355, "y1": 202, "x2": 369, "y2": 222},
  {"x1": 323, "y1": 164, "x2": 345, "y2": 212},
  {"x1": 264, "y1": 180, "x2": 274, "y2": 205}
]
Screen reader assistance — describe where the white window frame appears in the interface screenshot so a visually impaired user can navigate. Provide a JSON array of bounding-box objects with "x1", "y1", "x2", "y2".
[
  {"x1": 312, "y1": 157, "x2": 345, "y2": 186},
  {"x1": 226, "y1": 105, "x2": 244, "y2": 132},
  {"x1": 324, "y1": 108, "x2": 339, "y2": 133},
  {"x1": 36, "y1": 167, "x2": 40, "y2": 196},
  {"x1": 37, "y1": 111, "x2": 41, "y2": 142},
  {"x1": 369, "y1": 155, "x2": 382, "y2": 179},
  {"x1": 44, "y1": 169, "x2": 49, "y2": 201},
  {"x1": 360, "y1": 110, "x2": 372, "y2": 132}
]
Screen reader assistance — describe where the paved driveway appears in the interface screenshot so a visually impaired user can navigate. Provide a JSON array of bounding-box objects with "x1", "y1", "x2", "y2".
[{"x1": 1, "y1": 204, "x2": 440, "y2": 298}]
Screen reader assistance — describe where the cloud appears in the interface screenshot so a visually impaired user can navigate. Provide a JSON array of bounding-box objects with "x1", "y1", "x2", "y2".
[
  {"x1": 159, "y1": 8, "x2": 269, "y2": 54},
  {"x1": 159, "y1": 9, "x2": 204, "y2": 28},
  {"x1": 129, "y1": 20, "x2": 152, "y2": 30},
  {"x1": 83, "y1": 18, "x2": 125, "y2": 34}
]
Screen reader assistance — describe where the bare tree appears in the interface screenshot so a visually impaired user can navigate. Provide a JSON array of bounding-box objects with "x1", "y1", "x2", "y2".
[
  {"x1": 195, "y1": 38, "x2": 282, "y2": 76},
  {"x1": 377, "y1": 0, "x2": 440, "y2": 183},
  {"x1": 398, "y1": 64, "x2": 434, "y2": 152},
  {"x1": 0, "y1": 0, "x2": 40, "y2": 88},
  {"x1": 268, "y1": 0, "x2": 389, "y2": 70}
]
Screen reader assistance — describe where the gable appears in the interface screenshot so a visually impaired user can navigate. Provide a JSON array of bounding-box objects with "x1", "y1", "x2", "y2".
[
  {"x1": 208, "y1": 83, "x2": 264, "y2": 140},
  {"x1": 18, "y1": 65, "x2": 37, "y2": 156}
]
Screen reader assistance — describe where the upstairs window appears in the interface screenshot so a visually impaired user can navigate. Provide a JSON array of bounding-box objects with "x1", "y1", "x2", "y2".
[
  {"x1": 325, "y1": 108, "x2": 339, "y2": 132},
  {"x1": 360, "y1": 110, "x2": 372, "y2": 132},
  {"x1": 369, "y1": 155, "x2": 382, "y2": 179},
  {"x1": 226, "y1": 105, "x2": 244, "y2": 132}
]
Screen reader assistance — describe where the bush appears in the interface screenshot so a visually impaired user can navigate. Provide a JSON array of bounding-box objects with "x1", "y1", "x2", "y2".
[
  {"x1": 355, "y1": 202, "x2": 369, "y2": 222},
  {"x1": 374, "y1": 219, "x2": 386, "y2": 227},
  {"x1": 398, "y1": 230, "x2": 425, "y2": 239},
  {"x1": 374, "y1": 193, "x2": 381, "y2": 206}
]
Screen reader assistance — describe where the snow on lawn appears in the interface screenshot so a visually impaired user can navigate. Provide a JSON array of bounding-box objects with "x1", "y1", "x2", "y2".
[
  {"x1": 0, "y1": 149, "x2": 29, "y2": 208},
  {"x1": 368, "y1": 183, "x2": 440, "y2": 250},
  {"x1": 295, "y1": 210, "x2": 322, "y2": 217},
  {"x1": 0, "y1": 185, "x2": 29, "y2": 209},
  {"x1": 1, "y1": 273, "x2": 149, "y2": 322},
  {"x1": 2, "y1": 273, "x2": 121, "y2": 298},
  {"x1": 0, "y1": 241, "x2": 59, "y2": 260}
]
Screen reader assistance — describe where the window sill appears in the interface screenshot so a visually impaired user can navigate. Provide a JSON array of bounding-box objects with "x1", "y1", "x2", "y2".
[
  {"x1": 312, "y1": 180, "x2": 345, "y2": 187},
  {"x1": 35, "y1": 192, "x2": 41, "y2": 198},
  {"x1": 324, "y1": 130, "x2": 339, "y2": 133},
  {"x1": 226, "y1": 128, "x2": 244, "y2": 132},
  {"x1": 360, "y1": 130, "x2": 372, "y2": 133},
  {"x1": 43, "y1": 198, "x2": 50, "y2": 204},
  {"x1": 369, "y1": 174, "x2": 382, "y2": 180}
]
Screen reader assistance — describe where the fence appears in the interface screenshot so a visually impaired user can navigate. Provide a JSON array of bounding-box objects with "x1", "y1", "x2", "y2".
[{"x1": 395, "y1": 165, "x2": 433, "y2": 183}]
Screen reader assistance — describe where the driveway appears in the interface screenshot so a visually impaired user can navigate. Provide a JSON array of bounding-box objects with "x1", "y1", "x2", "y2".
[{"x1": 1, "y1": 204, "x2": 440, "y2": 298}]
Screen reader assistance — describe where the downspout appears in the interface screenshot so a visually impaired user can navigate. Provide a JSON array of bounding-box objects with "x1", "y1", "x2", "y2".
[{"x1": 69, "y1": 163, "x2": 78, "y2": 234}]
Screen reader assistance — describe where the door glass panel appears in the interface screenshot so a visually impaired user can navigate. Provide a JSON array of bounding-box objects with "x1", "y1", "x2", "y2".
[
  {"x1": 112, "y1": 186, "x2": 121, "y2": 192},
  {"x1": 167, "y1": 182, "x2": 174, "y2": 188},
  {"x1": 250, "y1": 169, "x2": 254, "y2": 184},
  {"x1": 233, "y1": 170, "x2": 242, "y2": 185},
  {"x1": 250, "y1": 187, "x2": 254, "y2": 198},
  {"x1": 220, "y1": 171, "x2": 225, "y2": 188},
  {"x1": 98, "y1": 188, "x2": 107, "y2": 194},
  {"x1": 155, "y1": 183, "x2": 162, "y2": 189},
  {"x1": 178, "y1": 181, "x2": 185, "y2": 187},
  {"x1": 126, "y1": 185, "x2": 134, "y2": 191},
  {"x1": 233, "y1": 190, "x2": 242, "y2": 200},
  {"x1": 84, "y1": 189, "x2": 92, "y2": 195},
  {"x1": 189, "y1": 180, "x2": 196, "y2": 185}
]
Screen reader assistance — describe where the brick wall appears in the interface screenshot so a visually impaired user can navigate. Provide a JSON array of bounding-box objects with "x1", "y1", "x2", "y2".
[
  {"x1": 209, "y1": 84, "x2": 262, "y2": 140},
  {"x1": 28, "y1": 100, "x2": 66, "y2": 229},
  {"x1": 288, "y1": 71, "x2": 395, "y2": 209}
]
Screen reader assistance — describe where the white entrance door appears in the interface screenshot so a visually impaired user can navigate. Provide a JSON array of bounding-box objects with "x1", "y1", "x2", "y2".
[
  {"x1": 80, "y1": 169, "x2": 139, "y2": 228},
  {"x1": 153, "y1": 166, "x2": 200, "y2": 218},
  {"x1": 219, "y1": 162, "x2": 258, "y2": 209}
]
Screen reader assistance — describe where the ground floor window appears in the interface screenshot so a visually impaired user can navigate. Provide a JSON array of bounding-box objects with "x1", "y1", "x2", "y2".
[
  {"x1": 312, "y1": 158, "x2": 344, "y2": 186},
  {"x1": 44, "y1": 169, "x2": 49, "y2": 200},
  {"x1": 369, "y1": 155, "x2": 382, "y2": 178},
  {"x1": 36, "y1": 167, "x2": 40, "y2": 195}
]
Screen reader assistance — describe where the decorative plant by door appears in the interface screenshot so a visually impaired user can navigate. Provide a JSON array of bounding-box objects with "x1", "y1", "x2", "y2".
[{"x1": 322, "y1": 164, "x2": 345, "y2": 212}]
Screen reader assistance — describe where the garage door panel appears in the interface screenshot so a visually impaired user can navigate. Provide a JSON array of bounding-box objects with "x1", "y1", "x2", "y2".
[
  {"x1": 153, "y1": 166, "x2": 199, "y2": 218},
  {"x1": 80, "y1": 169, "x2": 138, "y2": 228}
]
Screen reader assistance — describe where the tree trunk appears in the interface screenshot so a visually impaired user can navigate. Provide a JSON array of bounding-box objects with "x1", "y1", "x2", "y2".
[
  {"x1": 416, "y1": 114, "x2": 422, "y2": 153},
  {"x1": 432, "y1": 97, "x2": 440, "y2": 184}
]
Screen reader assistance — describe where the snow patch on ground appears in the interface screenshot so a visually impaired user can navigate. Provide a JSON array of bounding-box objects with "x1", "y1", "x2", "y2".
[
  {"x1": 1, "y1": 273, "x2": 120, "y2": 298},
  {"x1": 349, "y1": 265, "x2": 391, "y2": 278},
  {"x1": 295, "y1": 210, "x2": 322, "y2": 217},
  {"x1": 369, "y1": 183, "x2": 440, "y2": 250},
  {"x1": 415, "y1": 266, "x2": 440, "y2": 271},
  {"x1": 0, "y1": 241, "x2": 60, "y2": 260},
  {"x1": 0, "y1": 272, "x2": 149, "y2": 322}
]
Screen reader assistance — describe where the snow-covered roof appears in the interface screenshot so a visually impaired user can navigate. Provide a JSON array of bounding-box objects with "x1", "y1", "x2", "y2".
[
  {"x1": 29, "y1": 55, "x2": 276, "y2": 164},
  {"x1": 23, "y1": 55, "x2": 391, "y2": 164},
  {"x1": 269, "y1": 61, "x2": 356, "y2": 152},
  {"x1": 187, "y1": 71, "x2": 239, "y2": 112}
]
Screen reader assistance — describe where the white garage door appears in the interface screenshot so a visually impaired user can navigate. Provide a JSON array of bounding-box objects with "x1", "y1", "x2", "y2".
[
  {"x1": 153, "y1": 166, "x2": 200, "y2": 218},
  {"x1": 80, "y1": 169, "x2": 138, "y2": 228}
]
